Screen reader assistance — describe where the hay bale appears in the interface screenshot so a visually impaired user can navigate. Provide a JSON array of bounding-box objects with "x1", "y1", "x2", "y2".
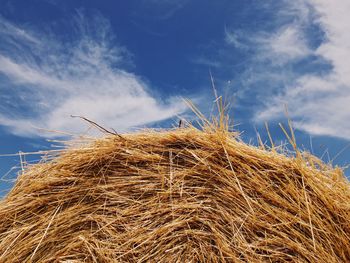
[{"x1": 0, "y1": 124, "x2": 349, "y2": 262}]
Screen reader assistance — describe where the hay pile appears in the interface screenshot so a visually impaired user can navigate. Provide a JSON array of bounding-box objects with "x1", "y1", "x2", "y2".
[{"x1": 0, "y1": 120, "x2": 350, "y2": 262}]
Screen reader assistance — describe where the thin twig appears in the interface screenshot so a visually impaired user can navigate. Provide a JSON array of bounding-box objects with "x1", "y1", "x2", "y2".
[{"x1": 70, "y1": 115, "x2": 126, "y2": 140}]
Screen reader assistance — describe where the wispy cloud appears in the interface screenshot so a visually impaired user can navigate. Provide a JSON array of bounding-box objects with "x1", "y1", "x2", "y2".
[
  {"x1": 225, "y1": 24, "x2": 310, "y2": 65},
  {"x1": 190, "y1": 57, "x2": 222, "y2": 68},
  {"x1": 137, "y1": 0, "x2": 189, "y2": 20},
  {"x1": 224, "y1": 29, "x2": 247, "y2": 50},
  {"x1": 225, "y1": 0, "x2": 350, "y2": 140},
  {"x1": 258, "y1": 25, "x2": 311, "y2": 64},
  {"x1": 0, "y1": 12, "x2": 186, "y2": 137},
  {"x1": 255, "y1": 0, "x2": 350, "y2": 140}
]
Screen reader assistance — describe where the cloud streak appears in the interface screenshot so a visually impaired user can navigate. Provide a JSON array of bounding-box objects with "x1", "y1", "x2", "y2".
[{"x1": 0, "y1": 12, "x2": 186, "y2": 137}]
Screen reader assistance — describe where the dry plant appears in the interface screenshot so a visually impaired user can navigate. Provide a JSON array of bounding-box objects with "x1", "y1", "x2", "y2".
[{"x1": 0, "y1": 102, "x2": 349, "y2": 262}]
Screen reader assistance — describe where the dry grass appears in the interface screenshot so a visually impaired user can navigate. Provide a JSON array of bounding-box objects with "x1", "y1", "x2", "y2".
[{"x1": 0, "y1": 113, "x2": 349, "y2": 262}]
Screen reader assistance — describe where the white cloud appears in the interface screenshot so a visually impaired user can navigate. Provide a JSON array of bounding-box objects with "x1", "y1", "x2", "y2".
[
  {"x1": 277, "y1": 0, "x2": 311, "y2": 24},
  {"x1": 225, "y1": 24, "x2": 310, "y2": 65},
  {"x1": 190, "y1": 57, "x2": 222, "y2": 68},
  {"x1": 0, "y1": 17, "x2": 41, "y2": 45},
  {"x1": 264, "y1": 25, "x2": 310, "y2": 62},
  {"x1": 254, "y1": 0, "x2": 350, "y2": 140},
  {"x1": 138, "y1": 0, "x2": 189, "y2": 20},
  {"x1": 225, "y1": 30, "x2": 246, "y2": 49},
  {"x1": 0, "y1": 13, "x2": 186, "y2": 137}
]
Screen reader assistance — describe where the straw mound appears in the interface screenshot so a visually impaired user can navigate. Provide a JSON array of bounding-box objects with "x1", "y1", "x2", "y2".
[{"x1": 0, "y1": 126, "x2": 350, "y2": 262}]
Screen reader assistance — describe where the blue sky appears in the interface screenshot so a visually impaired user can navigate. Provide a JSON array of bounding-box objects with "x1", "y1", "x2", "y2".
[{"x1": 1, "y1": 0, "x2": 349, "y2": 195}]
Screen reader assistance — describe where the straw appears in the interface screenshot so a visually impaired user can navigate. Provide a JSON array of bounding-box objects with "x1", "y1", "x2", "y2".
[{"x1": 0, "y1": 113, "x2": 349, "y2": 262}]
